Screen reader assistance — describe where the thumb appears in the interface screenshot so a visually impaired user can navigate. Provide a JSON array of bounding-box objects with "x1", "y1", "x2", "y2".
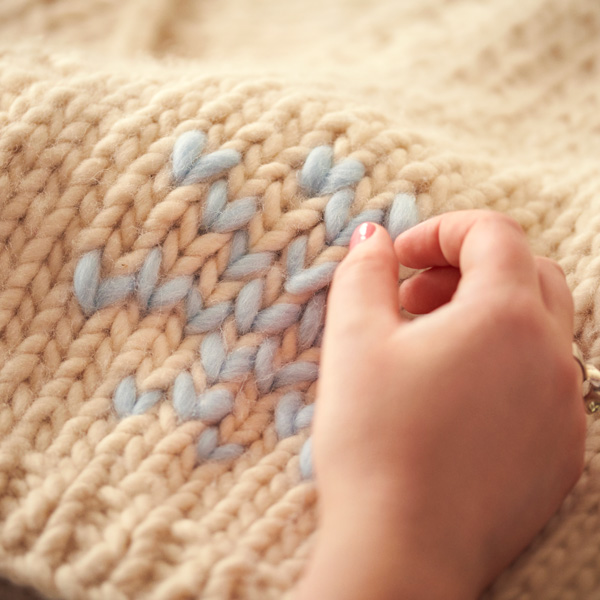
[{"x1": 326, "y1": 222, "x2": 403, "y2": 340}]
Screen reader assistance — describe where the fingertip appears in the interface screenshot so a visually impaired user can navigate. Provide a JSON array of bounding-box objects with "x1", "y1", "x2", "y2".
[
  {"x1": 339, "y1": 222, "x2": 396, "y2": 279},
  {"x1": 392, "y1": 211, "x2": 537, "y2": 292},
  {"x1": 327, "y1": 222, "x2": 401, "y2": 331},
  {"x1": 348, "y1": 221, "x2": 391, "y2": 252},
  {"x1": 393, "y1": 218, "x2": 437, "y2": 268},
  {"x1": 342, "y1": 223, "x2": 397, "y2": 275},
  {"x1": 393, "y1": 229, "x2": 409, "y2": 262}
]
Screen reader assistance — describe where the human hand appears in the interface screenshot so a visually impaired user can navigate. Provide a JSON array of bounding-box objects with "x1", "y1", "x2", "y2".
[{"x1": 296, "y1": 211, "x2": 586, "y2": 600}]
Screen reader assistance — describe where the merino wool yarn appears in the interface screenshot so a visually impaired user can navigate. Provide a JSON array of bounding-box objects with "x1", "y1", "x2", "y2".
[{"x1": 3, "y1": 0, "x2": 600, "y2": 599}]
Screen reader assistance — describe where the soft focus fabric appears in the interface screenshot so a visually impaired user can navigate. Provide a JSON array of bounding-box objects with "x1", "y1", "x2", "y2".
[{"x1": 2, "y1": 1, "x2": 600, "y2": 599}]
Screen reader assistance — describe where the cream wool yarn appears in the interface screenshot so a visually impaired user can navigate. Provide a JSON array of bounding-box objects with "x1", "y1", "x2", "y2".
[{"x1": 3, "y1": 1, "x2": 600, "y2": 599}]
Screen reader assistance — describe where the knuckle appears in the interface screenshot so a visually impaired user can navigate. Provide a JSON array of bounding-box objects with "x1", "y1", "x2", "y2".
[
  {"x1": 490, "y1": 289, "x2": 543, "y2": 334},
  {"x1": 481, "y1": 211, "x2": 524, "y2": 234},
  {"x1": 475, "y1": 212, "x2": 528, "y2": 252}
]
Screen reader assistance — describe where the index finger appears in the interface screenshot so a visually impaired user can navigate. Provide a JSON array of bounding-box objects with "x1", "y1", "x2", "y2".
[{"x1": 394, "y1": 210, "x2": 538, "y2": 290}]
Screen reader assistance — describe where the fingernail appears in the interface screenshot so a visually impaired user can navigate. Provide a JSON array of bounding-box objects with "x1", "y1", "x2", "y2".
[{"x1": 349, "y1": 222, "x2": 376, "y2": 251}]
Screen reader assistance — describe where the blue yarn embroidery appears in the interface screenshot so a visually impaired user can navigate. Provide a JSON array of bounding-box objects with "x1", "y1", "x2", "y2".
[
  {"x1": 299, "y1": 437, "x2": 313, "y2": 480},
  {"x1": 75, "y1": 131, "x2": 420, "y2": 470},
  {"x1": 172, "y1": 130, "x2": 241, "y2": 185},
  {"x1": 74, "y1": 140, "x2": 418, "y2": 315}
]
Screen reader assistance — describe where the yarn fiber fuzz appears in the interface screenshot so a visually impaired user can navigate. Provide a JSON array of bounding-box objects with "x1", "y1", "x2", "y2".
[{"x1": 2, "y1": 1, "x2": 600, "y2": 599}]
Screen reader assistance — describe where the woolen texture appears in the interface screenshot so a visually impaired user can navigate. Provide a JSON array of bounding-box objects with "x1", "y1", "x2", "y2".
[{"x1": 2, "y1": 1, "x2": 600, "y2": 599}]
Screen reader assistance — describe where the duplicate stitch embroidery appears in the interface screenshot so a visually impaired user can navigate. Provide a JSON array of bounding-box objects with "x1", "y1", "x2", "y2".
[{"x1": 73, "y1": 132, "x2": 420, "y2": 473}]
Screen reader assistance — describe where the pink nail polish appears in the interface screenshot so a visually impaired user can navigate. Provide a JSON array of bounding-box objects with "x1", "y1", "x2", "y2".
[{"x1": 349, "y1": 222, "x2": 376, "y2": 251}]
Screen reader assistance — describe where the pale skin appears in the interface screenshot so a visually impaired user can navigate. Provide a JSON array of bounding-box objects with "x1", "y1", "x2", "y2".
[{"x1": 295, "y1": 211, "x2": 587, "y2": 600}]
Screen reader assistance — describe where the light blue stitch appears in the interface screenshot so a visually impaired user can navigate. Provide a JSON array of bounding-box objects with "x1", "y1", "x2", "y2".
[
  {"x1": 196, "y1": 330, "x2": 318, "y2": 392},
  {"x1": 275, "y1": 392, "x2": 316, "y2": 439},
  {"x1": 181, "y1": 149, "x2": 242, "y2": 186},
  {"x1": 211, "y1": 444, "x2": 244, "y2": 460},
  {"x1": 324, "y1": 189, "x2": 354, "y2": 243},
  {"x1": 255, "y1": 337, "x2": 278, "y2": 394},
  {"x1": 95, "y1": 275, "x2": 136, "y2": 310},
  {"x1": 252, "y1": 303, "x2": 302, "y2": 334},
  {"x1": 273, "y1": 361, "x2": 319, "y2": 389},
  {"x1": 196, "y1": 426, "x2": 244, "y2": 462},
  {"x1": 286, "y1": 236, "x2": 308, "y2": 277},
  {"x1": 185, "y1": 287, "x2": 204, "y2": 319},
  {"x1": 386, "y1": 192, "x2": 419, "y2": 240},
  {"x1": 148, "y1": 276, "x2": 194, "y2": 310},
  {"x1": 186, "y1": 301, "x2": 233, "y2": 334},
  {"x1": 299, "y1": 437, "x2": 313, "y2": 479},
  {"x1": 201, "y1": 180, "x2": 228, "y2": 229},
  {"x1": 113, "y1": 376, "x2": 162, "y2": 418},
  {"x1": 275, "y1": 391, "x2": 304, "y2": 438},
  {"x1": 295, "y1": 404, "x2": 315, "y2": 430},
  {"x1": 284, "y1": 262, "x2": 337, "y2": 296},
  {"x1": 132, "y1": 390, "x2": 163, "y2": 415},
  {"x1": 235, "y1": 279, "x2": 264, "y2": 335},
  {"x1": 185, "y1": 287, "x2": 233, "y2": 334},
  {"x1": 137, "y1": 247, "x2": 162, "y2": 310},
  {"x1": 283, "y1": 226, "x2": 339, "y2": 297},
  {"x1": 172, "y1": 371, "x2": 197, "y2": 419},
  {"x1": 74, "y1": 249, "x2": 189, "y2": 315},
  {"x1": 228, "y1": 230, "x2": 249, "y2": 264},
  {"x1": 219, "y1": 346, "x2": 257, "y2": 381},
  {"x1": 298, "y1": 291, "x2": 326, "y2": 351},
  {"x1": 299, "y1": 146, "x2": 365, "y2": 196},
  {"x1": 172, "y1": 372, "x2": 234, "y2": 423},
  {"x1": 113, "y1": 376, "x2": 137, "y2": 419},
  {"x1": 320, "y1": 158, "x2": 365, "y2": 195},
  {"x1": 196, "y1": 426, "x2": 219, "y2": 459},
  {"x1": 201, "y1": 332, "x2": 227, "y2": 384},
  {"x1": 211, "y1": 197, "x2": 257, "y2": 233},
  {"x1": 171, "y1": 130, "x2": 206, "y2": 185},
  {"x1": 298, "y1": 146, "x2": 333, "y2": 196},
  {"x1": 282, "y1": 194, "x2": 418, "y2": 298},
  {"x1": 73, "y1": 249, "x2": 101, "y2": 315},
  {"x1": 333, "y1": 208, "x2": 384, "y2": 246},
  {"x1": 193, "y1": 389, "x2": 235, "y2": 423},
  {"x1": 223, "y1": 252, "x2": 274, "y2": 280}
]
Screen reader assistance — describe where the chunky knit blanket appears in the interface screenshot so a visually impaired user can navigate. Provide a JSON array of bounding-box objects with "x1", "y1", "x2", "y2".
[{"x1": 2, "y1": 1, "x2": 600, "y2": 598}]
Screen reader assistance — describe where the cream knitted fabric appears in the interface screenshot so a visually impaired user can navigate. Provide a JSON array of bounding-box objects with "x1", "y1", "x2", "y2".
[{"x1": 2, "y1": 1, "x2": 600, "y2": 599}]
